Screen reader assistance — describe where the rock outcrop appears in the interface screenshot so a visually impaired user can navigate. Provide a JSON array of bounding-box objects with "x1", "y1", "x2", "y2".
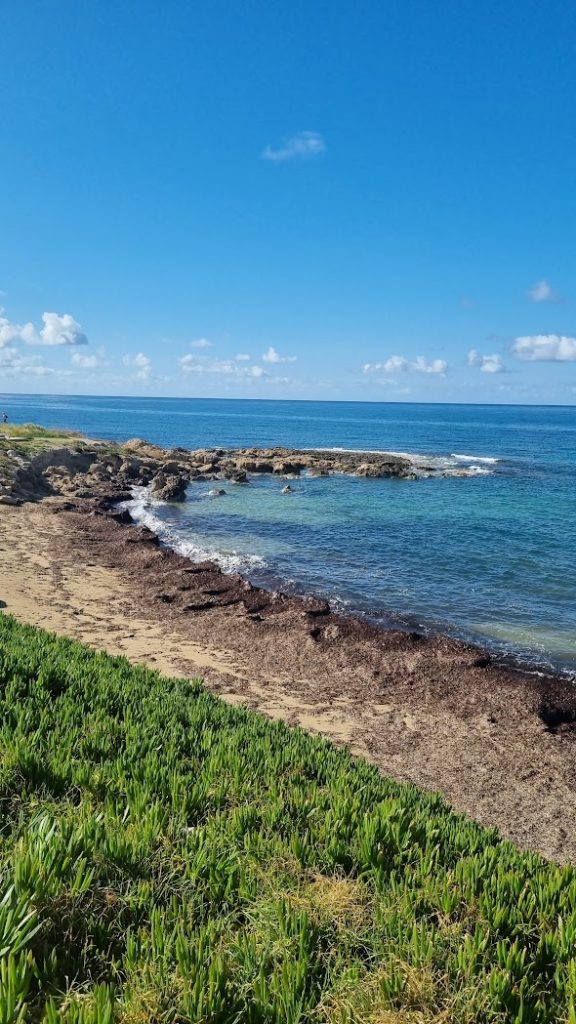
[
  {"x1": 150, "y1": 472, "x2": 189, "y2": 502},
  {"x1": 0, "y1": 431, "x2": 460, "y2": 507}
]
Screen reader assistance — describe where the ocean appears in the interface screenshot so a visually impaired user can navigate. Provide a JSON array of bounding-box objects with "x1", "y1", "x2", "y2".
[{"x1": 3, "y1": 393, "x2": 575, "y2": 674}]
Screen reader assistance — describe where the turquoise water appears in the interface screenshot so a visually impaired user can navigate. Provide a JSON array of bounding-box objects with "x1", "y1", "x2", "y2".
[{"x1": 3, "y1": 394, "x2": 575, "y2": 672}]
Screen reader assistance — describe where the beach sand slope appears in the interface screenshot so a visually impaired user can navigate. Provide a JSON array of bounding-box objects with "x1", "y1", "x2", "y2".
[{"x1": 1, "y1": 498, "x2": 575, "y2": 862}]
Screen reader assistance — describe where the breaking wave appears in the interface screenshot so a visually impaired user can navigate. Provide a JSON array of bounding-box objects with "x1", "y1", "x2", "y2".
[
  {"x1": 124, "y1": 488, "x2": 267, "y2": 574},
  {"x1": 306, "y1": 446, "x2": 500, "y2": 477},
  {"x1": 450, "y1": 453, "x2": 500, "y2": 464}
]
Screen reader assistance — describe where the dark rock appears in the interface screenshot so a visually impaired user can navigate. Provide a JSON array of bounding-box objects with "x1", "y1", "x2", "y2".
[
  {"x1": 302, "y1": 597, "x2": 331, "y2": 617},
  {"x1": 126, "y1": 526, "x2": 160, "y2": 546},
  {"x1": 108, "y1": 508, "x2": 133, "y2": 525},
  {"x1": 110, "y1": 489, "x2": 134, "y2": 502},
  {"x1": 152, "y1": 474, "x2": 189, "y2": 501},
  {"x1": 183, "y1": 560, "x2": 221, "y2": 574},
  {"x1": 47, "y1": 500, "x2": 78, "y2": 513},
  {"x1": 213, "y1": 594, "x2": 242, "y2": 607},
  {"x1": 539, "y1": 705, "x2": 576, "y2": 733},
  {"x1": 238, "y1": 460, "x2": 274, "y2": 473},
  {"x1": 243, "y1": 594, "x2": 272, "y2": 614},
  {"x1": 120, "y1": 459, "x2": 142, "y2": 479},
  {"x1": 161, "y1": 460, "x2": 188, "y2": 475},
  {"x1": 88, "y1": 464, "x2": 110, "y2": 480},
  {"x1": 150, "y1": 472, "x2": 167, "y2": 492},
  {"x1": 92, "y1": 488, "x2": 133, "y2": 503},
  {"x1": 222, "y1": 466, "x2": 248, "y2": 483},
  {"x1": 273, "y1": 462, "x2": 303, "y2": 475}
]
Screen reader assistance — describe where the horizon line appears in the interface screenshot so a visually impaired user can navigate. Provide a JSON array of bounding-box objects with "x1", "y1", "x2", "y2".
[{"x1": 0, "y1": 391, "x2": 575, "y2": 411}]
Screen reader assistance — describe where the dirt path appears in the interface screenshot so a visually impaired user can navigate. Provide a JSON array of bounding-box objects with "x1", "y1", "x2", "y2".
[{"x1": 1, "y1": 499, "x2": 575, "y2": 862}]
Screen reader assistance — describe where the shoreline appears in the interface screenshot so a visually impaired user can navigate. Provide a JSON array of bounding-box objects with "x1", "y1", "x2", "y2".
[
  {"x1": 1, "y1": 426, "x2": 573, "y2": 681},
  {"x1": 1, "y1": 429, "x2": 576, "y2": 861},
  {"x1": 126, "y1": 482, "x2": 574, "y2": 684},
  {"x1": 88, "y1": 485, "x2": 576, "y2": 709}
]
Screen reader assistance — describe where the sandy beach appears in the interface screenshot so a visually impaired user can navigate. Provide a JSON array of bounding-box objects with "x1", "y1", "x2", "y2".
[{"x1": 1, "y1": 493, "x2": 575, "y2": 863}]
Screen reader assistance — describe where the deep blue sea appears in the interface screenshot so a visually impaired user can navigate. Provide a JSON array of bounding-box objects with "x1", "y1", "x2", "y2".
[{"x1": 3, "y1": 393, "x2": 575, "y2": 673}]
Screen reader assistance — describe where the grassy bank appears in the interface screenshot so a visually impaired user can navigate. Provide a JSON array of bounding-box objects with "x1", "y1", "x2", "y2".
[
  {"x1": 0, "y1": 425, "x2": 86, "y2": 479},
  {"x1": 0, "y1": 423, "x2": 82, "y2": 448},
  {"x1": 0, "y1": 615, "x2": 574, "y2": 1022}
]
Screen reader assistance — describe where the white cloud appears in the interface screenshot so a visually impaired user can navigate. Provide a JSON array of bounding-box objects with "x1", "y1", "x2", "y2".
[
  {"x1": 412, "y1": 356, "x2": 448, "y2": 374},
  {"x1": 511, "y1": 334, "x2": 576, "y2": 361},
  {"x1": 468, "y1": 349, "x2": 504, "y2": 373},
  {"x1": 178, "y1": 353, "x2": 292, "y2": 386},
  {"x1": 39, "y1": 311, "x2": 88, "y2": 346},
  {"x1": 179, "y1": 354, "x2": 268, "y2": 378},
  {"x1": 235, "y1": 353, "x2": 251, "y2": 361},
  {"x1": 387, "y1": 355, "x2": 409, "y2": 373},
  {"x1": 527, "y1": 279, "x2": 558, "y2": 303},
  {"x1": 123, "y1": 352, "x2": 152, "y2": 380},
  {"x1": 190, "y1": 338, "x2": 212, "y2": 349},
  {"x1": 262, "y1": 345, "x2": 297, "y2": 364},
  {"x1": 179, "y1": 355, "x2": 233, "y2": 375},
  {"x1": 262, "y1": 131, "x2": 325, "y2": 163},
  {"x1": 0, "y1": 346, "x2": 69, "y2": 377},
  {"x1": 0, "y1": 308, "x2": 87, "y2": 347},
  {"x1": 0, "y1": 312, "x2": 36, "y2": 347},
  {"x1": 71, "y1": 352, "x2": 99, "y2": 369},
  {"x1": 363, "y1": 355, "x2": 448, "y2": 375}
]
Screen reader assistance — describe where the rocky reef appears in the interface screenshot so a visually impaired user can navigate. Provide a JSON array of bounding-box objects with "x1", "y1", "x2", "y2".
[{"x1": 0, "y1": 431, "x2": 430, "y2": 507}]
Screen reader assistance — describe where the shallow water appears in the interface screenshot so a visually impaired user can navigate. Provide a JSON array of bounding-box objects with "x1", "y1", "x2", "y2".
[{"x1": 4, "y1": 394, "x2": 576, "y2": 672}]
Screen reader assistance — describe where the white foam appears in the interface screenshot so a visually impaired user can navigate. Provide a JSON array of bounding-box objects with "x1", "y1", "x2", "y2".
[
  {"x1": 450, "y1": 453, "x2": 500, "y2": 464},
  {"x1": 124, "y1": 488, "x2": 267, "y2": 574},
  {"x1": 458, "y1": 465, "x2": 491, "y2": 476},
  {"x1": 304, "y1": 446, "x2": 498, "y2": 476},
  {"x1": 304, "y1": 446, "x2": 414, "y2": 457}
]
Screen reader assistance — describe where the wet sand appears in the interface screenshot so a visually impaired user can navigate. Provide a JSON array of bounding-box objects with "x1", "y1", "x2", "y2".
[{"x1": 1, "y1": 497, "x2": 575, "y2": 862}]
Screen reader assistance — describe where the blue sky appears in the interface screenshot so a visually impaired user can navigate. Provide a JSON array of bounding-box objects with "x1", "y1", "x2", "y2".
[{"x1": 1, "y1": 0, "x2": 575, "y2": 404}]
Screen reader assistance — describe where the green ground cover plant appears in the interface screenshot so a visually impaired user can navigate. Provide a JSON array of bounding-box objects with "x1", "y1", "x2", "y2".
[
  {"x1": 0, "y1": 425, "x2": 79, "y2": 439},
  {"x1": 0, "y1": 425, "x2": 121, "y2": 481},
  {"x1": 0, "y1": 424, "x2": 81, "y2": 447},
  {"x1": 0, "y1": 426, "x2": 85, "y2": 474},
  {"x1": 0, "y1": 614, "x2": 574, "y2": 1023}
]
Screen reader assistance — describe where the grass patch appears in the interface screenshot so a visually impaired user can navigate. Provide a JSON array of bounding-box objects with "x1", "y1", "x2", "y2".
[
  {"x1": 0, "y1": 424, "x2": 122, "y2": 475},
  {"x1": 0, "y1": 424, "x2": 88, "y2": 468},
  {"x1": 0, "y1": 424, "x2": 81, "y2": 441},
  {"x1": 0, "y1": 614, "x2": 574, "y2": 1022}
]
